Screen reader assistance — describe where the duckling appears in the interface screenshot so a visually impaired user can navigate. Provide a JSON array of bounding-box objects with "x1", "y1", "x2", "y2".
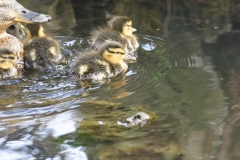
[
  {"x1": 24, "y1": 23, "x2": 64, "y2": 70},
  {"x1": 70, "y1": 41, "x2": 128, "y2": 81},
  {"x1": 0, "y1": 0, "x2": 51, "y2": 70},
  {"x1": 90, "y1": 16, "x2": 139, "y2": 61},
  {"x1": 6, "y1": 22, "x2": 26, "y2": 41},
  {"x1": 0, "y1": 48, "x2": 17, "y2": 78}
]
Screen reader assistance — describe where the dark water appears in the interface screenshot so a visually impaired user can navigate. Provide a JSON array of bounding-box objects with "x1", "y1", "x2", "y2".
[{"x1": 1, "y1": 0, "x2": 240, "y2": 159}]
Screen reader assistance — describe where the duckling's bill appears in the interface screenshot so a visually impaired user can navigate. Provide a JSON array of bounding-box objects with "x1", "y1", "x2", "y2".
[{"x1": 123, "y1": 57, "x2": 136, "y2": 61}]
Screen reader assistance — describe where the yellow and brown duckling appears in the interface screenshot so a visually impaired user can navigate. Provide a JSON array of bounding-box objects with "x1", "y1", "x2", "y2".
[
  {"x1": 0, "y1": 48, "x2": 17, "y2": 79},
  {"x1": 90, "y1": 16, "x2": 139, "y2": 61},
  {"x1": 24, "y1": 23, "x2": 64, "y2": 70},
  {"x1": 0, "y1": 0, "x2": 51, "y2": 70},
  {"x1": 70, "y1": 41, "x2": 128, "y2": 81}
]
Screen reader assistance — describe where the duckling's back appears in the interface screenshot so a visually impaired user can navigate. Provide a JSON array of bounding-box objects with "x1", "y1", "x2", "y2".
[
  {"x1": 70, "y1": 51, "x2": 115, "y2": 80},
  {"x1": 24, "y1": 37, "x2": 62, "y2": 69}
]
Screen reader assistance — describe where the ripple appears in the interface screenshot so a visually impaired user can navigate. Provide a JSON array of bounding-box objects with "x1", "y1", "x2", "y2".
[
  {"x1": 0, "y1": 35, "x2": 224, "y2": 160},
  {"x1": 13, "y1": 36, "x2": 170, "y2": 107},
  {"x1": 0, "y1": 35, "x2": 171, "y2": 117}
]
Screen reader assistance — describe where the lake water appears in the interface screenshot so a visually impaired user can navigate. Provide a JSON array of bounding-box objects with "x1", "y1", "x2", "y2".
[{"x1": 0, "y1": 0, "x2": 240, "y2": 159}]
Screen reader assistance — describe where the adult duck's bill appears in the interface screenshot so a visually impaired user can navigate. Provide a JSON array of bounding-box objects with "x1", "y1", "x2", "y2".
[
  {"x1": 0, "y1": 0, "x2": 51, "y2": 24},
  {"x1": 15, "y1": 4, "x2": 51, "y2": 23}
]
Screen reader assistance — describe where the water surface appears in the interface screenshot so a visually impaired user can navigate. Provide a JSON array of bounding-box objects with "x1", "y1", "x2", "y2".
[{"x1": 1, "y1": 0, "x2": 240, "y2": 159}]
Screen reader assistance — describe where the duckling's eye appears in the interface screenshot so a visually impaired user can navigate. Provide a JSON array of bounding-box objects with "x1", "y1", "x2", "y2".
[{"x1": 21, "y1": 10, "x2": 27, "y2": 14}]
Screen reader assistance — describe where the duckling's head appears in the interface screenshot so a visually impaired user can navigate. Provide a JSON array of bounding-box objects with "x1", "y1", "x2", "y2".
[
  {"x1": 25, "y1": 23, "x2": 45, "y2": 38},
  {"x1": 108, "y1": 16, "x2": 137, "y2": 37},
  {"x1": 98, "y1": 41, "x2": 125, "y2": 65},
  {"x1": 0, "y1": 48, "x2": 15, "y2": 70},
  {"x1": 0, "y1": 0, "x2": 51, "y2": 31},
  {"x1": 6, "y1": 22, "x2": 26, "y2": 41}
]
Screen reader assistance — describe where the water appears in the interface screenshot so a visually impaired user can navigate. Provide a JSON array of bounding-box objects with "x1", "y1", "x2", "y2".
[{"x1": 1, "y1": 0, "x2": 240, "y2": 159}]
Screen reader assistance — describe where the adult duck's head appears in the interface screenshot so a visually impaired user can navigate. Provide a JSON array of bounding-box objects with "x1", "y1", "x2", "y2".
[{"x1": 0, "y1": 0, "x2": 51, "y2": 33}]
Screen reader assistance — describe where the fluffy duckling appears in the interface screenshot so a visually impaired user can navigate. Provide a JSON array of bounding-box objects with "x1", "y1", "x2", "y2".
[
  {"x1": 90, "y1": 16, "x2": 139, "y2": 61},
  {"x1": 70, "y1": 41, "x2": 128, "y2": 81},
  {"x1": 0, "y1": 0, "x2": 51, "y2": 70},
  {"x1": 6, "y1": 23, "x2": 26, "y2": 41},
  {"x1": 0, "y1": 48, "x2": 17, "y2": 78},
  {"x1": 24, "y1": 23, "x2": 64, "y2": 70}
]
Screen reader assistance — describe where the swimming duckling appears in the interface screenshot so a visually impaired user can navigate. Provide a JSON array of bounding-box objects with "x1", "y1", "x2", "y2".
[
  {"x1": 90, "y1": 16, "x2": 139, "y2": 61},
  {"x1": 24, "y1": 23, "x2": 64, "y2": 70},
  {"x1": 0, "y1": 48, "x2": 17, "y2": 78},
  {"x1": 70, "y1": 41, "x2": 128, "y2": 81},
  {"x1": 0, "y1": 0, "x2": 51, "y2": 70}
]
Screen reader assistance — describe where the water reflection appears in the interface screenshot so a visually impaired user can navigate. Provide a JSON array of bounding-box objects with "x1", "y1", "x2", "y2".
[{"x1": 0, "y1": 109, "x2": 86, "y2": 160}]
